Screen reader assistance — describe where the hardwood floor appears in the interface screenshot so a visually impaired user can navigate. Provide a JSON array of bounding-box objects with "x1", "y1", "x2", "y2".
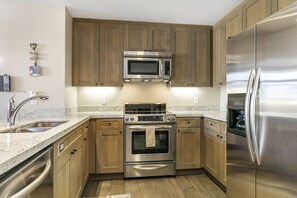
[{"x1": 81, "y1": 174, "x2": 226, "y2": 198}]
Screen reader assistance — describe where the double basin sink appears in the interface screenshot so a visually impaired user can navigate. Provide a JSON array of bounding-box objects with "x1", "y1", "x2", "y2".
[{"x1": 6, "y1": 121, "x2": 68, "y2": 133}]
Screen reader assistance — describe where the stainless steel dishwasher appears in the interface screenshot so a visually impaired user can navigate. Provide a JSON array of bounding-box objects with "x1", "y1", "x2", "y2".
[{"x1": 0, "y1": 146, "x2": 53, "y2": 198}]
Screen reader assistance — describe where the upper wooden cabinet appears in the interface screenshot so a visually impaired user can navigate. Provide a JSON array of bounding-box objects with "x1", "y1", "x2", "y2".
[
  {"x1": 190, "y1": 28, "x2": 211, "y2": 87},
  {"x1": 242, "y1": 0, "x2": 272, "y2": 29},
  {"x1": 213, "y1": 21, "x2": 225, "y2": 87},
  {"x1": 124, "y1": 24, "x2": 170, "y2": 52},
  {"x1": 73, "y1": 22, "x2": 99, "y2": 86},
  {"x1": 99, "y1": 23, "x2": 124, "y2": 86},
  {"x1": 272, "y1": 0, "x2": 296, "y2": 12},
  {"x1": 73, "y1": 21, "x2": 123, "y2": 86},
  {"x1": 170, "y1": 26, "x2": 190, "y2": 86},
  {"x1": 170, "y1": 26, "x2": 212, "y2": 87}
]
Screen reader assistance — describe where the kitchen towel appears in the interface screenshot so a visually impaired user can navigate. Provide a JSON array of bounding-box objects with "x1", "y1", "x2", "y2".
[{"x1": 145, "y1": 126, "x2": 156, "y2": 147}]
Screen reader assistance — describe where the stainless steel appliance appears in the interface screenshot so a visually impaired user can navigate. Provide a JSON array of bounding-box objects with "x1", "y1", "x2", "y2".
[
  {"x1": 124, "y1": 103, "x2": 176, "y2": 178},
  {"x1": 227, "y1": 3, "x2": 297, "y2": 197},
  {"x1": 123, "y1": 51, "x2": 172, "y2": 82},
  {"x1": 0, "y1": 146, "x2": 53, "y2": 198}
]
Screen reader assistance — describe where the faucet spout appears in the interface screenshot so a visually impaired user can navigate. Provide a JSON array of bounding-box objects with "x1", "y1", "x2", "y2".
[{"x1": 7, "y1": 95, "x2": 49, "y2": 127}]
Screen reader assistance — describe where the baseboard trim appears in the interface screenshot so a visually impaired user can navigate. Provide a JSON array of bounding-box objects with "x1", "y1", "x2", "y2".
[
  {"x1": 89, "y1": 173, "x2": 124, "y2": 181},
  {"x1": 204, "y1": 170, "x2": 226, "y2": 193},
  {"x1": 176, "y1": 168, "x2": 205, "y2": 176}
]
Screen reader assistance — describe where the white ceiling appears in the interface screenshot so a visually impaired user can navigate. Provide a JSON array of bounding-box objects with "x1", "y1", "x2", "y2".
[{"x1": 5, "y1": 0, "x2": 244, "y2": 25}]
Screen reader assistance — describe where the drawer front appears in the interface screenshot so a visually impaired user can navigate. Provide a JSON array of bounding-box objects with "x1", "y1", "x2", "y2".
[
  {"x1": 204, "y1": 118, "x2": 220, "y2": 132},
  {"x1": 55, "y1": 127, "x2": 82, "y2": 157},
  {"x1": 204, "y1": 127, "x2": 219, "y2": 138},
  {"x1": 177, "y1": 118, "x2": 201, "y2": 128},
  {"x1": 96, "y1": 119, "x2": 123, "y2": 130}
]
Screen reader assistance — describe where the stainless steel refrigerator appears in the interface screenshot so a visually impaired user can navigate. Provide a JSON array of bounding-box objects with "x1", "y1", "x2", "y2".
[{"x1": 227, "y1": 2, "x2": 297, "y2": 198}]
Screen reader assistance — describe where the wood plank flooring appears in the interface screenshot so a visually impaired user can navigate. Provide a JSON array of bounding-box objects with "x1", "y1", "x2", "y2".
[{"x1": 81, "y1": 174, "x2": 226, "y2": 198}]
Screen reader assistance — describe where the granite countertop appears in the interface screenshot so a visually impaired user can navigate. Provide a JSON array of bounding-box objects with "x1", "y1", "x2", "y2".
[{"x1": 0, "y1": 110, "x2": 225, "y2": 176}]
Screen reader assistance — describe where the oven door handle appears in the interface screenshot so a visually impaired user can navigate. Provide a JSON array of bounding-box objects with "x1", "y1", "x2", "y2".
[
  {"x1": 129, "y1": 125, "x2": 172, "y2": 130},
  {"x1": 133, "y1": 164, "x2": 167, "y2": 170}
]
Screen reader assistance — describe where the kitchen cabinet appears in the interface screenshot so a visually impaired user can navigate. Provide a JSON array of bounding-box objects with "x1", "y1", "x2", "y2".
[
  {"x1": 170, "y1": 26, "x2": 190, "y2": 86},
  {"x1": 82, "y1": 122, "x2": 89, "y2": 186},
  {"x1": 99, "y1": 23, "x2": 124, "y2": 86},
  {"x1": 272, "y1": 0, "x2": 296, "y2": 12},
  {"x1": 124, "y1": 24, "x2": 171, "y2": 52},
  {"x1": 213, "y1": 21, "x2": 225, "y2": 87},
  {"x1": 96, "y1": 119, "x2": 123, "y2": 173},
  {"x1": 242, "y1": 0, "x2": 272, "y2": 30},
  {"x1": 73, "y1": 21, "x2": 123, "y2": 86},
  {"x1": 54, "y1": 122, "x2": 89, "y2": 198},
  {"x1": 176, "y1": 118, "x2": 202, "y2": 169},
  {"x1": 73, "y1": 22, "x2": 98, "y2": 86},
  {"x1": 170, "y1": 26, "x2": 212, "y2": 87},
  {"x1": 190, "y1": 27, "x2": 211, "y2": 87},
  {"x1": 203, "y1": 118, "x2": 226, "y2": 186}
]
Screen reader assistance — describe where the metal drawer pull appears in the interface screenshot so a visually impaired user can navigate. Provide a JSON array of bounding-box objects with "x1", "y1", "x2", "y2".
[
  {"x1": 133, "y1": 164, "x2": 167, "y2": 171},
  {"x1": 10, "y1": 160, "x2": 51, "y2": 198}
]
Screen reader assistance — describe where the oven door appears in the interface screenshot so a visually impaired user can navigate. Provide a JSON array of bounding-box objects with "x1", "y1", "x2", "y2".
[{"x1": 125, "y1": 124, "x2": 176, "y2": 162}]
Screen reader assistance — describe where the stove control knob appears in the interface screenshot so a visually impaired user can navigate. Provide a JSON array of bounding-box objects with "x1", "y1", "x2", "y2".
[
  {"x1": 171, "y1": 116, "x2": 176, "y2": 121},
  {"x1": 130, "y1": 117, "x2": 135, "y2": 121},
  {"x1": 167, "y1": 116, "x2": 171, "y2": 121},
  {"x1": 160, "y1": 116, "x2": 164, "y2": 121},
  {"x1": 125, "y1": 117, "x2": 130, "y2": 122}
]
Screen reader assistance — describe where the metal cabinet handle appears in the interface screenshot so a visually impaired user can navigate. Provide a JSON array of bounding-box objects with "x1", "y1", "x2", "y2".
[
  {"x1": 10, "y1": 160, "x2": 51, "y2": 198},
  {"x1": 133, "y1": 164, "x2": 167, "y2": 171},
  {"x1": 245, "y1": 68, "x2": 255, "y2": 163},
  {"x1": 250, "y1": 67, "x2": 261, "y2": 165}
]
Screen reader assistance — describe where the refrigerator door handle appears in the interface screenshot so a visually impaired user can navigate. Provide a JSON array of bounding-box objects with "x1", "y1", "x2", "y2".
[
  {"x1": 245, "y1": 68, "x2": 255, "y2": 162},
  {"x1": 250, "y1": 67, "x2": 261, "y2": 165}
]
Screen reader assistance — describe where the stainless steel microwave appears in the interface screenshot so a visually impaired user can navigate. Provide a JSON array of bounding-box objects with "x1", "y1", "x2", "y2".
[{"x1": 123, "y1": 51, "x2": 172, "y2": 82}]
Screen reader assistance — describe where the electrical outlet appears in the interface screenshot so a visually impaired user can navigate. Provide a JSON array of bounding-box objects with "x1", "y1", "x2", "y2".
[
  {"x1": 101, "y1": 96, "x2": 107, "y2": 105},
  {"x1": 194, "y1": 97, "x2": 199, "y2": 104},
  {"x1": 30, "y1": 91, "x2": 37, "y2": 105}
]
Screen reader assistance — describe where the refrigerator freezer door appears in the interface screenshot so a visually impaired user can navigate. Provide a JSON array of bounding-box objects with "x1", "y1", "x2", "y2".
[
  {"x1": 256, "y1": 3, "x2": 297, "y2": 198},
  {"x1": 226, "y1": 27, "x2": 256, "y2": 94},
  {"x1": 227, "y1": 27, "x2": 256, "y2": 198}
]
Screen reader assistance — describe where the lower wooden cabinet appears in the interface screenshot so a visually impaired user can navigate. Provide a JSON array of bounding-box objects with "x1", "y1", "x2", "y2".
[
  {"x1": 82, "y1": 122, "x2": 89, "y2": 186},
  {"x1": 203, "y1": 118, "x2": 226, "y2": 186},
  {"x1": 96, "y1": 119, "x2": 123, "y2": 173},
  {"x1": 176, "y1": 118, "x2": 202, "y2": 169},
  {"x1": 53, "y1": 121, "x2": 89, "y2": 198}
]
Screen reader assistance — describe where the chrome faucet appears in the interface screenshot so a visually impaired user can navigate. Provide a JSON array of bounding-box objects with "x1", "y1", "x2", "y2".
[{"x1": 7, "y1": 95, "x2": 49, "y2": 127}]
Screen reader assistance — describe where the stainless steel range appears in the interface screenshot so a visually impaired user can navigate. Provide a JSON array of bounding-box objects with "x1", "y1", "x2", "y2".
[{"x1": 124, "y1": 103, "x2": 176, "y2": 178}]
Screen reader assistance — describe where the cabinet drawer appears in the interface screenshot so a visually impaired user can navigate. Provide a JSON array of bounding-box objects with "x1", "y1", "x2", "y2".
[
  {"x1": 96, "y1": 119, "x2": 123, "y2": 130},
  {"x1": 204, "y1": 127, "x2": 219, "y2": 138},
  {"x1": 177, "y1": 118, "x2": 201, "y2": 128},
  {"x1": 220, "y1": 122, "x2": 227, "y2": 135},
  {"x1": 204, "y1": 118, "x2": 220, "y2": 132},
  {"x1": 55, "y1": 127, "x2": 82, "y2": 157}
]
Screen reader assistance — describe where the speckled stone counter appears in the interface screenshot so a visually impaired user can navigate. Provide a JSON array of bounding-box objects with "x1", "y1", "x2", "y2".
[{"x1": 0, "y1": 112, "x2": 124, "y2": 175}]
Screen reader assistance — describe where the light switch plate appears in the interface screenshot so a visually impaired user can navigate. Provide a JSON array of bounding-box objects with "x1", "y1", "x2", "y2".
[
  {"x1": 101, "y1": 96, "x2": 107, "y2": 105},
  {"x1": 194, "y1": 97, "x2": 199, "y2": 104}
]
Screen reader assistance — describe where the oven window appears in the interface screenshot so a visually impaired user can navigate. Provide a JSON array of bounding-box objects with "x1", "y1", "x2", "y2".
[
  {"x1": 132, "y1": 131, "x2": 169, "y2": 154},
  {"x1": 128, "y1": 60, "x2": 159, "y2": 75}
]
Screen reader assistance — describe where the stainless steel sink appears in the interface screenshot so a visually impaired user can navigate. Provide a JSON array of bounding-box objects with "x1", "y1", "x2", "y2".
[
  {"x1": 4, "y1": 121, "x2": 68, "y2": 133},
  {"x1": 25, "y1": 121, "x2": 68, "y2": 128}
]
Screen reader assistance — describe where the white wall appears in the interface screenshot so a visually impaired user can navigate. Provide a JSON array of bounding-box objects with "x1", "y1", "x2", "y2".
[
  {"x1": 77, "y1": 83, "x2": 220, "y2": 108},
  {"x1": 0, "y1": 2, "x2": 70, "y2": 120},
  {"x1": 220, "y1": 85, "x2": 227, "y2": 111}
]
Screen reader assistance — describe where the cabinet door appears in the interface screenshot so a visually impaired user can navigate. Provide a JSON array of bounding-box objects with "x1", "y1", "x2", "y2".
[
  {"x1": 56, "y1": 161, "x2": 70, "y2": 198},
  {"x1": 190, "y1": 28, "x2": 211, "y2": 87},
  {"x1": 218, "y1": 135, "x2": 227, "y2": 186},
  {"x1": 124, "y1": 24, "x2": 148, "y2": 51},
  {"x1": 176, "y1": 128, "x2": 201, "y2": 169},
  {"x1": 73, "y1": 22, "x2": 99, "y2": 86},
  {"x1": 96, "y1": 129, "x2": 123, "y2": 173},
  {"x1": 213, "y1": 22, "x2": 225, "y2": 87},
  {"x1": 204, "y1": 130, "x2": 219, "y2": 177},
  {"x1": 170, "y1": 26, "x2": 190, "y2": 86},
  {"x1": 272, "y1": 0, "x2": 296, "y2": 12},
  {"x1": 70, "y1": 146, "x2": 82, "y2": 198},
  {"x1": 148, "y1": 25, "x2": 171, "y2": 52},
  {"x1": 242, "y1": 0, "x2": 272, "y2": 29},
  {"x1": 99, "y1": 23, "x2": 124, "y2": 86},
  {"x1": 82, "y1": 124, "x2": 89, "y2": 185}
]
